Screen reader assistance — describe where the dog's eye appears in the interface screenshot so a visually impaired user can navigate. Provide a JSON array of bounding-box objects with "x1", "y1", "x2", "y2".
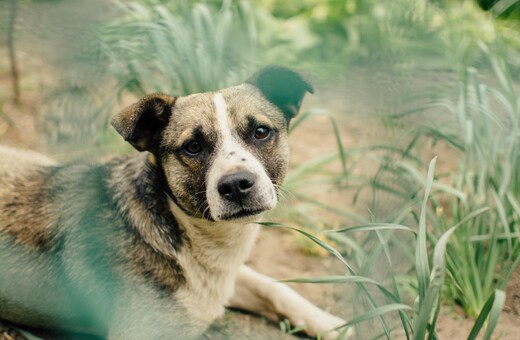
[
  {"x1": 254, "y1": 126, "x2": 270, "y2": 140},
  {"x1": 184, "y1": 140, "x2": 202, "y2": 155}
]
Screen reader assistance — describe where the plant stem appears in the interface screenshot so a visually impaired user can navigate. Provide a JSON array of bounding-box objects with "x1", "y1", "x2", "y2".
[{"x1": 7, "y1": 0, "x2": 20, "y2": 104}]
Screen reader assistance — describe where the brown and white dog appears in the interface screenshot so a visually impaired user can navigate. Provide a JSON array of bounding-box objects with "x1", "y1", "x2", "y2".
[{"x1": 0, "y1": 66, "x2": 349, "y2": 339}]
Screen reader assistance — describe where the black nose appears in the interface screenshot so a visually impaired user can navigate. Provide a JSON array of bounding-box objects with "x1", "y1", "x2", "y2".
[{"x1": 217, "y1": 171, "x2": 256, "y2": 203}]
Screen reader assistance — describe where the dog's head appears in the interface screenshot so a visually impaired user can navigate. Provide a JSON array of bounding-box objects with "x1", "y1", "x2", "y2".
[{"x1": 112, "y1": 66, "x2": 313, "y2": 221}]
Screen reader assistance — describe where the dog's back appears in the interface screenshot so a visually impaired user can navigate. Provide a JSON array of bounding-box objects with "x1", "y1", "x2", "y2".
[
  {"x1": 0, "y1": 147, "x2": 57, "y2": 248},
  {"x1": 0, "y1": 147, "x2": 120, "y2": 335},
  {"x1": 0, "y1": 147, "x2": 82, "y2": 331},
  {"x1": 0, "y1": 147, "x2": 192, "y2": 337}
]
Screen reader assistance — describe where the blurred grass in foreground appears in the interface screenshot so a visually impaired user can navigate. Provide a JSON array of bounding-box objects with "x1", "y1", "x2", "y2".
[{"x1": 264, "y1": 159, "x2": 504, "y2": 339}]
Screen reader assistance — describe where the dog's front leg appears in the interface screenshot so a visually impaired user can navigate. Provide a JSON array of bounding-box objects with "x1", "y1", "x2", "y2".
[{"x1": 227, "y1": 265, "x2": 352, "y2": 339}]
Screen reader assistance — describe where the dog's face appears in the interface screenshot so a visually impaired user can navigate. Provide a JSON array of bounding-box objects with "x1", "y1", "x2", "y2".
[{"x1": 112, "y1": 66, "x2": 313, "y2": 221}]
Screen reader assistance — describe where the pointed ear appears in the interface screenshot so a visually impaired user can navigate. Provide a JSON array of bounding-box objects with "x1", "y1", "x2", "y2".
[
  {"x1": 246, "y1": 65, "x2": 314, "y2": 120},
  {"x1": 111, "y1": 93, "x2": 176, "y2": 152}
]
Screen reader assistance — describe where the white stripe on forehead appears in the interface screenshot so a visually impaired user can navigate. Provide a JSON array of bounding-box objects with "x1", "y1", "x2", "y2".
[{"x1": 214, "y1": 92, "x2": 233, "y2": 145}]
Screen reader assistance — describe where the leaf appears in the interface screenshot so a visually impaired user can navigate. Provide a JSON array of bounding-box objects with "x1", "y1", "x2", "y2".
[
  {"x1": 413, "y1": 207, "x2": 490, "y2": 339},
  {"x1": 467, "y1": 290, "x2": 506, "y2": 340},
  {"x1": 258, "y1": 222, "x2": 354, "y2": 272},
  {"x1": 329, "y1": 116, "x2": 348, "y2": 176},
  {"x1": 330, "y1": 223, "x2": 416, "y2": 235},
  {"x1": 337, "y1": 304, "x2": 412, "y2": 329},
  {"x1": 416, "y1": 158, "x2": 436, "y2": 302},
  {"x1": 279, "y1": 275, "x2": 402, "y2": 303}
]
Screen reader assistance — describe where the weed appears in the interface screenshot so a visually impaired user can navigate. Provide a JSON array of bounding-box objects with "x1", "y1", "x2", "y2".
[
  {"x1": 99, "y1": 0, "x2": 257, "y2": 97},
  {"x1": 268, "y1": 158, "x2": 505, "y2": 339},
  {"x1": 368, "y1": 55, "x2": 520, "y2": 319}
]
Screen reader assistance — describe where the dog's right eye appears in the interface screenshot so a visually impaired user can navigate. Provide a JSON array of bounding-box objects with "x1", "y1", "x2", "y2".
[{"x1": 184, "y1": 140, "x2": 203, "y2": 155}]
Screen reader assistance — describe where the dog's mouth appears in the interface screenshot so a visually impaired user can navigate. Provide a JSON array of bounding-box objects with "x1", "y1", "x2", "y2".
[{"x1": 218, "y1": 208, "x2": 266, "y2": 221}]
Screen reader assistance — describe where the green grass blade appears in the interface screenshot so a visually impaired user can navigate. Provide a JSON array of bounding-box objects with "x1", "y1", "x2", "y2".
[
  {"x1": 414, "y1": 207, "x2": 490, "y2": 339},
  {"x1": 416, "y1": 158, "x2": 436, "y2": 302},
  {"x1": 330, "y1": 223, "x2": 416, "y2": 234},
  {"x1": 467, "y1": 289, "x2": 506, "y2": 340},
  {"x1": 292, "y1": 192, "x2": 369, "y2": 224},
  {"x1": 279, "y1": 275, "x2": 404, "y2": 306},
  {"x1": 280, "y1": 275, "x2": 382, "y2": 285},
  {"x1": 337, "y1": 304, "x2": 412, "y2": 330},
  {"x1": 288, "y1": 109, "x2": 326, "y2": 134},
  {"x1": 491, "y1": 188, "x2": 513, "y2": 254},
  {"x1": 258, "y1": 222, "x2": 354, "y2": 272},
  {"x1": 328, "y1": 116, "x2": 347, "y2": 176},
  {"x1": 283, "y1": 154, "x2": 338, "y2": 188},
  {"x1": 375, "y1": 230, "x2": 413, "y2": 339},
  {"x1": 483, "y1": 289, "x2": 505, "y2": 340},
  {"x1": 413, "y1": 284, "x2": 440, "y2": 340}
]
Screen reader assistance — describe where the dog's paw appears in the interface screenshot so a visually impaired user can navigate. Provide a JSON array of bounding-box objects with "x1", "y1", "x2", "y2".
[{"x1": 289, "y1": 308, "x2": 353, "y2": 340}]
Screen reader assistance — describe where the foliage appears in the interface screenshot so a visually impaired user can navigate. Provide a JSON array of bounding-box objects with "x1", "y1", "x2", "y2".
[
  {"x1": 99, "y1": 0, "x2": 258, "y2": 97},
  {"x1": 264, "y1": 159, "x2": 505, "y2": 339},
  {"x1": 363, "y1": 55, "x2": 520, "y2": 319}
]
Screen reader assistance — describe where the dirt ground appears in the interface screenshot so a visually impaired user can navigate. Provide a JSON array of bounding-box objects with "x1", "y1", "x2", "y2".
[{"x1": 1, "y1": 48, "x2": 520, "y2": 338}]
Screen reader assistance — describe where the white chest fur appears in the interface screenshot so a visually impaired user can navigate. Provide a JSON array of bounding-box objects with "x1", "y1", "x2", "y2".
[{"x1": 169, "y1": 201, "x2": 260, "y2": 328}]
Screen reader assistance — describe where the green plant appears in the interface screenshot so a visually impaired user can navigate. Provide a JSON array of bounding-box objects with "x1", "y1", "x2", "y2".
[
  {"x1": 264, "y1": 158, "x2": 505, "y2": 339},
  {"x1": 365, "y1": 55, "x2": 520, "y2": 319},
  {"x1": 99, "y1": 0, "x2": 258, "y2": 97}
]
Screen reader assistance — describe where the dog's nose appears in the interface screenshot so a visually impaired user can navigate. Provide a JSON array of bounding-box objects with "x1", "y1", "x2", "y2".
[{"x1": 218, "y1": 171, "x2": 256, "y2": 203}]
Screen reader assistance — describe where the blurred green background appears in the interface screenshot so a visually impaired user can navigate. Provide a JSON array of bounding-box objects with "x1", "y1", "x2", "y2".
[{"x1": 2, "y1": 0, "x2": 519, "y2": 154}]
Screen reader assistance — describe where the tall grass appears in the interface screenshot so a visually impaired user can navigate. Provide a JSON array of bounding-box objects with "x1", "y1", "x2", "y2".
[
  {"x1": 99, "y1": 0, "x2": 258, "y2": 97},
  {"x1": 266, "y1": 158, "x2": 504, "y2": 339},
  {"x1": 380, "y1": 56, "x2": 519, "y2": 318}
]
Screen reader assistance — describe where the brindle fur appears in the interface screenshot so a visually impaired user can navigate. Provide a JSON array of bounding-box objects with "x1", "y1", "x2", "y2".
[{"x1": 0, "y1": 67, "x2": 350, "y2": 339}]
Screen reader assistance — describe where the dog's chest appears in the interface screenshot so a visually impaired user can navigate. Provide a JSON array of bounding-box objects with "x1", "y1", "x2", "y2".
[{"x1": 172, "y1": 214, "x2": 260, "y2": 327}]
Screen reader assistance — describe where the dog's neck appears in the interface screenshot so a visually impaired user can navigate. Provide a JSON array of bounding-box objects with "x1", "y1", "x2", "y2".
[
  {"x1": 107, "y1": 153, "x2": 185, "y2": 260},
  {"x1": 168, "y1": 199, "x2": 260, "y2": 271}
]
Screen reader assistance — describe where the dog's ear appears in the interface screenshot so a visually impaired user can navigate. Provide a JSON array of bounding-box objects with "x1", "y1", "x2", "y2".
[
  {"x1": 246, "y1": 65, "x2": 314, "y2": 120},
  {"x1": 111, "y1": 93, "x2": 176, "y2": 152}
]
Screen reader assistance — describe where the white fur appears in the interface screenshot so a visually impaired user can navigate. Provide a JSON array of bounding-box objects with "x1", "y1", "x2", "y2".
[
  {"x1": 168, "y1": 200, "x2": 260, "y2": 327},
  {"x1": 229, "y1": 266, "x2": 352, "y2": 340},
  {"x1": 206, "y1": 93, "x2": 277, "y2": 221}
]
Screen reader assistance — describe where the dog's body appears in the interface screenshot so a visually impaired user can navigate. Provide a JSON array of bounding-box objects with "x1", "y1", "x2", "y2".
[{"x1": 0, "y1": 67, "x2": 347, "y2": 339}]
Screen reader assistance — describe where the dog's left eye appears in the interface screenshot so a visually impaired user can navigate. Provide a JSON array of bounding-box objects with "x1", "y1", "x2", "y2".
[
  {"x1": 254, "y1": 126, "x2": 270, "y2": 140},
  {"x1": 184, "y1": 140, "x2": 203, "y2": 155}
]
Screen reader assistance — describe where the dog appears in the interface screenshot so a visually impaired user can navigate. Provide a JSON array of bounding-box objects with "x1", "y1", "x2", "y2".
[{"x1": 0, "y1": 66, "x2": 349, "y2": 339}]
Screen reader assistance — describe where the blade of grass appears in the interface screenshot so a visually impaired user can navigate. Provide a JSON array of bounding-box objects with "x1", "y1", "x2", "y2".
[
  {"x1": 330, "y1": 223, "x2": 416, "y2": 234},
  {"x1": 328, "y1": 116, "x2": 347, "y2": 176},
  {"x1": 414, "y1": 207, "x2": 490, "y2": 339},
  {"x1": 416, "y1": 158, "x2": 436, "y2": 303},
  {"x1": 467, "y1": 289, "x2": 505, "y2": 340},
  {"x1": 259, "y1": 222, "x2": 353, "y2": 271},
  {"x1": 279, "y1": 275, "x2": 404, "y2": 306},
  {"x1": 336, "y1": 304, "x2": 412, "y2": 330}
]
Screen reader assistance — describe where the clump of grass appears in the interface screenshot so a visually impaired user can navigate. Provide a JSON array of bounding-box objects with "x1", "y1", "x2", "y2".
[
  {"x1": 367, "y1": 55, "x2": 520, "y2": 319},
  {"x1": 264, "y1": 158, "x2": 505, "y2": 339},
  {"x1": 99, "y1": 0, "x2": 258, "y2": 97}
]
